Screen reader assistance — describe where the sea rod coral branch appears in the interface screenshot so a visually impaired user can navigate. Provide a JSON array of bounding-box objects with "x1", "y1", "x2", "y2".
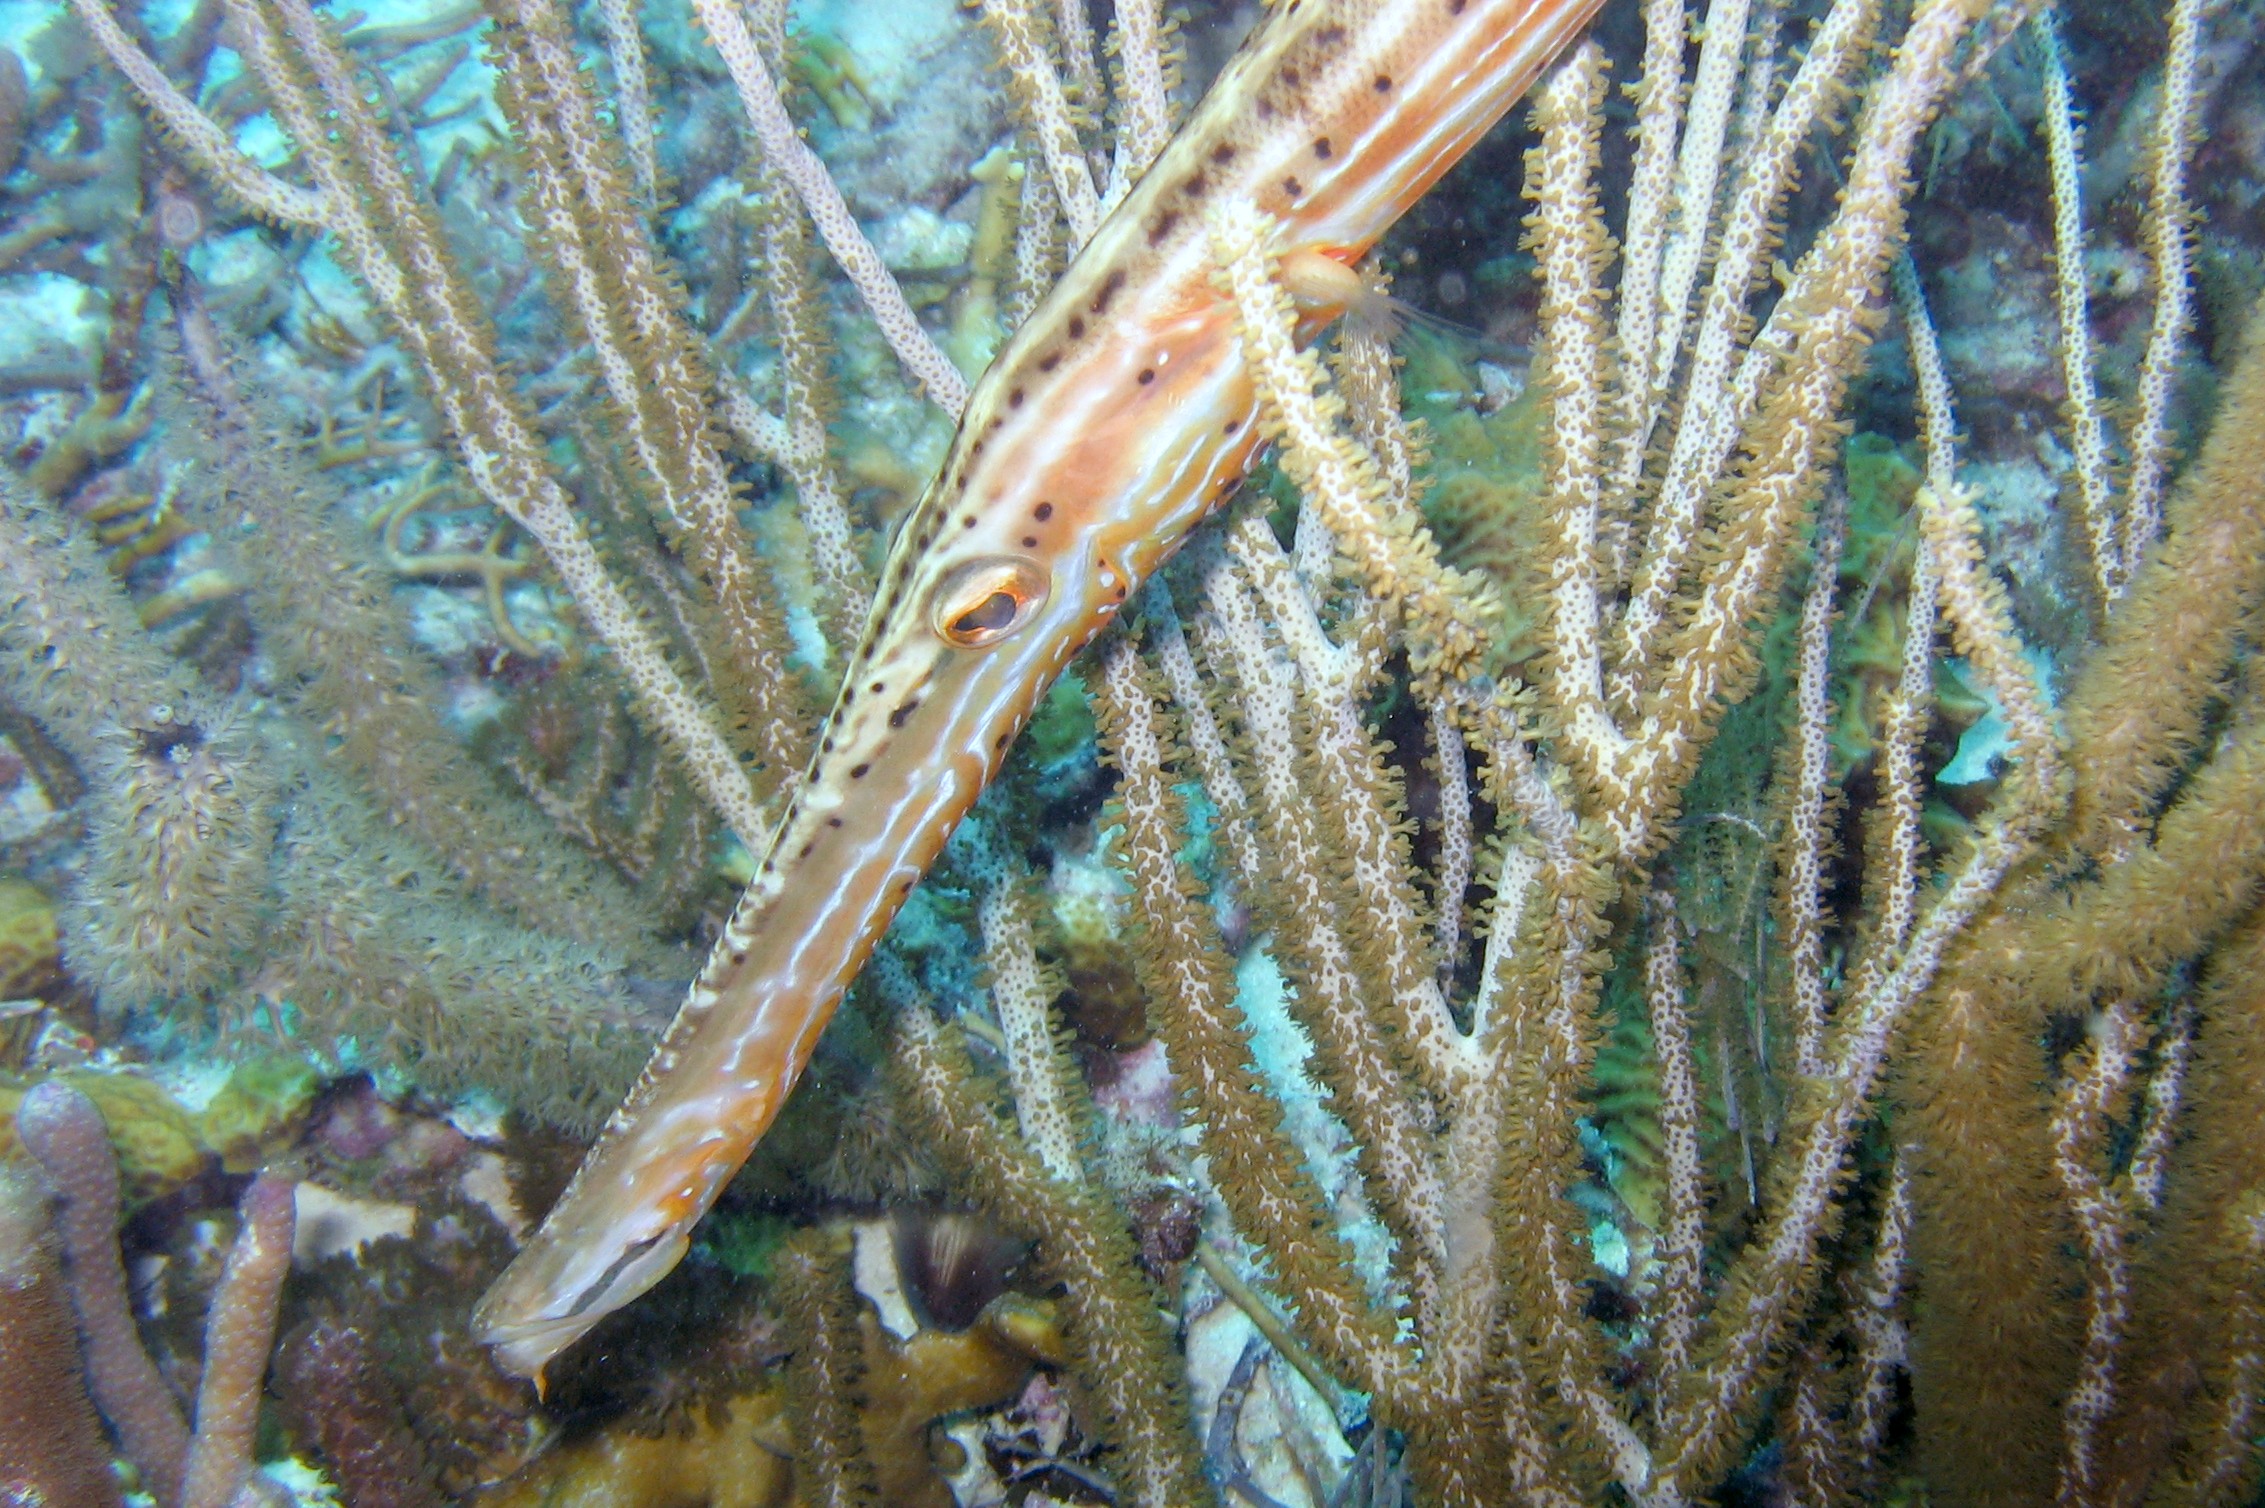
[
  {"x1": 0, "y1": 1159, "x2": 126, "y2": 1508},
  {"x1": 33, "y1": 0, "x2": 2265, "y2": 1499},
  {"x1": 18, "y1": 1087, "x2": 303, "y2": 1508},
  {"x1": 182, "y1": 1174, "x2": 295, "y2": 1508},
  {"x1": 16, "y1": 1085, "x2": 173, "y2": 1504},
  {"x1": 69, "y1": 0, "x2": 774, "y2": 845},
  {"x1": 0, "y1": 470, "x2": 274, "y2": 1009}
]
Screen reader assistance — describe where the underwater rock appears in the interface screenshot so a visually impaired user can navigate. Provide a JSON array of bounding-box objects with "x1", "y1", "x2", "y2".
[
  {"x1": 471, "y1": 1385, "x2": 795, "y2": 1508},
  {"x1": 856, "y1": 1296, "x2": 1065, "y2": 1508},
  {"x1": 199, "y1": 1054, "x2": 323, "y2": 1175},
  {"x1": 274, "y1": 1318, "x2": 445, "y2": 1508},
  {"x1": 290, "y1": 1182, "x2": 420, "y2": 1266},
  {"x1": 1185, "y1": 1298, "x2": 1352, "y2": 1508}
]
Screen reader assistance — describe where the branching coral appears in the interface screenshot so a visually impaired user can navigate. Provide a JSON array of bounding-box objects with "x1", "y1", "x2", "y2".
[
  {"x1": 15, "y1": 1081, "x2": 297, "y2": 1508},
  {"x1": 11, "y1": 0, "x2": 2264, "y2": 1502},
  {"x1": 0, "y1": 468, "x2": 275, "y2": 1009},
  {"x1": 0, "y1": 464, "x2": 665, "y2": 1128},
  {"x1": 0, "y1": 1156, "x2": 124, "y2": 1508},
  {"x1": 881, "y1": 1, "x2": 2265, "y2": 1502}
]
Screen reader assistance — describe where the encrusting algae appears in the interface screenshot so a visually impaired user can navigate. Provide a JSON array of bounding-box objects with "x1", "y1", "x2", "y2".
[
  {"x1": 0, "y1": 0, "x2": 2261, "y2": 1503},
  {"x1": 0, "y1": 874, "x2": 60, "y2": 1000}
]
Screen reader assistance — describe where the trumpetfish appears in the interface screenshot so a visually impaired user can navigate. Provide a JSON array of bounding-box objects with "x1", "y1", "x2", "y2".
[{"x1": 476, "y1": 0, "x2": 1604, "y2": 1382}]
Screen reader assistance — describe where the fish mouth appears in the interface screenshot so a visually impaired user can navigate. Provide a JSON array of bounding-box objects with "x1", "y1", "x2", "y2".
[
  {"x1": 476, "y1": 1306, "x2": 603, "y2": 1389},
  {"x1": 475, "y1": 1226, "x2": 694, "y2": 1384}
]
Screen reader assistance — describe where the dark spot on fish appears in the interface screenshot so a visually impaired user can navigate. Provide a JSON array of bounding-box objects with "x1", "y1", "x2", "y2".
[
  {"x1": 1449, "y1": 0, "x2": 1466, "y2": 11},
  {"x1": 1115, "y1": 582, "x2": 1128, "y2": 600},
  {"x1": 1068, "y1": 315, "x2": 1085, "y2": 339},
  {"x1": 1149, "y1": 209, "x2": 1181, "y2": 244},
  {"x1": 1374, "y1": 73, "x2": 1393, "y2": 92},
  {"x1": 823, "y1": 738, "x2": 835, "y2": 752},
  {"x1": 1092, "y1": 269, "x2": 1126, "y2": 314},
  {"x1": 967, "y1": 436, "x2": 984, "y2": 458},
  {"x1": 841, "y1": 686, "x2": 855, "y2": 704},
  {"x1": 1138, "y1": 368, "x2": 1155, "y2": 385},
  {"x1": 1224, "y1": 416, "x2": 1241, "y2": 433},
  {"x1": 1283, "y1": 175, "x2": 1303, "y2": 198},
  {"x1": 798, "y1": 841, "x2": 814, "y2": 859},
  {"x1": 1009, "y1": 387, "x2": 1025, "y2": 407},
  {"x1": 851, "y1": 763, "x2": 871, "y2": 779},
  {"x1": 1039, "y1": 351, "x2": 1061, "y2": 371},
  {"x1": 828, "y1": 816, "x2": 843, "y2": 827},
  {"x1": 870, "y1": 680, "x2": 886, "y2": 693},
  {"x1": 889, "y1": 702, "x2": 919, "y2": 728},
  {"x1": 1183, "y1": 171, "x2": 1208, "y2": 199},
  {"x1": 1034, "y1": 502, "x2": 1054, "y2": 520},
  {"x1": 1314, "y1": 137, "x2": 1333, "y2": 159},
  {"x1": 1257, "y1": 95, "x2": 1277, "y2": 120},
  {"x1": 962, "y1": 514, "x2": 978, "y2": 529},
  {"x1": 1022, "y1": 535, "x2": 1039, "y2": 548},
  {"x1": 1211, "y1": 143, "x2": 1236, "y2": 165},
  {"x1": 1315, "y1": 24, "x2": 1345, "y2": 46},
  {"x1": 1281, "y1": 65, "x2": 1300, "y2": 87},
  {"x1": 732, "y1": 951, "x2": 747, "y2": 965},
  {"x1": 994, "y1": 732, "x2": 1012, "y2": 750}
]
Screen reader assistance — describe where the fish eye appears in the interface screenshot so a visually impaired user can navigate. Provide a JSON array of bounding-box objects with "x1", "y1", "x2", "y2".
[{"x1": 931, "y1": 556, "x2": 1050, "y2": 649}]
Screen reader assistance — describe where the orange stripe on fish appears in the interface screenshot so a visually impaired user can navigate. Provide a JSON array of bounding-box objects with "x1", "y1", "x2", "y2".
[{"x1": 475, "y1": 0, "x2": 1605, "y2": 1383}]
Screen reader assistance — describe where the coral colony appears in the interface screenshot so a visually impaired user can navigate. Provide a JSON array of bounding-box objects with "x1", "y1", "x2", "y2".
[{"x1": 0, "y1": 0, "x2": 2261, "y2": 1502}]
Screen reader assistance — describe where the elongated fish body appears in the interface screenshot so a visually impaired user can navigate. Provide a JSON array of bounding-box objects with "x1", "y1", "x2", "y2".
[{"x1": 476, "y1": 0, "x2": 1604, "y2": 1381}]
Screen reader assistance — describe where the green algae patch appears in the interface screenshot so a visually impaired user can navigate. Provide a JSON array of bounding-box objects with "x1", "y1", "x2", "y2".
[{"x1": 200, "y1": 1054, "x2": 323, "y2": 1174}]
